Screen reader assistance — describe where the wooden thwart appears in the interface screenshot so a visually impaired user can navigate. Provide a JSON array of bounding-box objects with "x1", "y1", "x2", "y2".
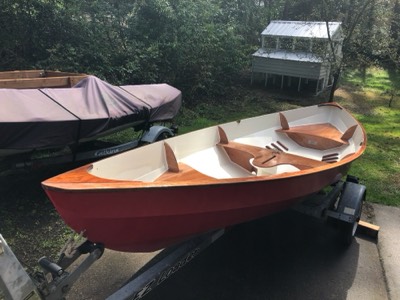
[
  {"x1": 218, "y1": 126, "x2": 327, "y2": 172},
  {"x1": 276, "y1": 113, "x2": 358, "y2": 150}
]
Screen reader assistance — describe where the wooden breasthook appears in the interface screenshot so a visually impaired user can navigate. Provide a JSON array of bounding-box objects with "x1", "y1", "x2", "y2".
[{"x1": 276, "y1": 112, "x2": 358, "y2": 150}]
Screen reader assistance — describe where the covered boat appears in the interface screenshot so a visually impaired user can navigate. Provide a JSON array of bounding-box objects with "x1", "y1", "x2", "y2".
[
  {"x1": 42, "y1": 103, "x2": 366, "y2": 252},
  {"x1": 0, "y1": 75, "x2": 181, "y2": 157}
]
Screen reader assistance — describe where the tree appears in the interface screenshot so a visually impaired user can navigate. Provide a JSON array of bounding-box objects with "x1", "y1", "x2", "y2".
[
  {"x1": 319, "y1": 0, "x2": 375, "y2": 101},
  {"x1": 388, "y1": 0, "x2": 400, "y2": 67},
  {"x1": 0, "y1": 0, "x2": 397, "y2": 104}
]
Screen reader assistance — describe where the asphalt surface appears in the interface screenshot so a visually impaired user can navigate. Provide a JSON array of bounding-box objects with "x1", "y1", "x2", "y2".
[{"x1": 68, "y1": 204, "x2": 399, "y2": 300}]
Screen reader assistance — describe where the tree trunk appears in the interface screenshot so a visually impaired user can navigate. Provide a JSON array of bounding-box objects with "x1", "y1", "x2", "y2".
[{"x1": 328, "y1": 69, "x2": 341, "y2": 102}]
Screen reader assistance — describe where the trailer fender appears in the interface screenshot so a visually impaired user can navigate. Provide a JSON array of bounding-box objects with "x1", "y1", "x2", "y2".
[
  {"x1": 327, "y1": 180, "x2": 366, "y2": 245},
  {"x1": 336, "y1": 181, "x2": 366, "y2": 223},
  {"x1": 141, "y1": 126, "x2": 175, "y2": 143}
]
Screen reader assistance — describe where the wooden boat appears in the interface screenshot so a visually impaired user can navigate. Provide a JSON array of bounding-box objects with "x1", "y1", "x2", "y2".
[{"x1": 42, "y1": 103, "x2": 366, "y2": 252}]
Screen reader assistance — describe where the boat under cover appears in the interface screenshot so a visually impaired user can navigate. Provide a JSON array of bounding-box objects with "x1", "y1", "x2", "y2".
[
  {"x1": 42, "y1": 103, "x2": 366, "y2": 252},
  {"x1": 0, "y1": 76, "x2": 181, "y2": 156}
]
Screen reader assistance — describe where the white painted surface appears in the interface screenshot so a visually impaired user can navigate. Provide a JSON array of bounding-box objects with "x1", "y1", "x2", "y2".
[{"x1": 89, "y1": 105, "x2": 364, "y2": 182}]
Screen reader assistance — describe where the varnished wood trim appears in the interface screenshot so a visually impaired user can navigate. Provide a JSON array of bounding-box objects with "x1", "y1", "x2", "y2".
[
  {"x1": 218, "y1": 126, "x2": 229, "y2": 144},
  {"x1": 322, "y1": 153, "x2": 339, "y2": 158},
  {"x1": 42, "y1": 104, "x2": 367, "y2": 191},
  {"x1": 277, "y1": 123, "x2": 351, "y2": 150},
  {"x1": 276, "y1": 141, "x2": 289, "y2": 151},
  {"x1": 164, "y1": 142, "x2": 180, "y2": 173},
  {"x1": 279, "y1": 113, "x2": 290, "y2": 130},
  {"x1": 219, "y1": 140, "x2": 327, "y2": 170},
  {"x1": 341, "y1": 125, "x2": 358, "y2": 142}
]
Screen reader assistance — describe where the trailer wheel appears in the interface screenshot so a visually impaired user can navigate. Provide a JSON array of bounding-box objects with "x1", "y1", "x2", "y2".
[
  {"x1": 337, "y1": 181, "x2": 366, "y2": 246},
  {"x1": 339, "y1": 218, "x2": 359, "y2": 246},
  {"x1": 141, "y1": 126, "x2": 175, "y2": 144},
  {"x1": 155, "y1": 131, "x2": 173, "y2": 141}
]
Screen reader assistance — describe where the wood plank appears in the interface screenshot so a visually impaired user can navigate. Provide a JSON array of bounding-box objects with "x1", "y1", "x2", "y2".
[
  {"x1": 219, "y1": 140, "x2": 327, "y2": 170},
  {"x1": 357, "y1": 220, "x2": 380, "y2": 239},
  {"x1": 218, "y1": 126, "x2": 327, "y2": 171},
  {"x1": 0, "y1": 75, "x2": 87, "y2": 89},
  {"x1": 0, "y1": 70, "x2": 44, "y2": 79},
  {"x1": 277, "y1": 122, "x2": 349, "y2": 150},
  {"x1": 0, "y1": 70, "x2": 87, "y2": 88}
]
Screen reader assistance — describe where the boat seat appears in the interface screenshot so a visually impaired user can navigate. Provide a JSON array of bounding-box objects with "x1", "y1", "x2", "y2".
[
  {"x1": 217, "y1": 127, "x2": 327, "y2": 172},
  {"x1": 276, "y1": 113, "x2": 358, "y2": 150}
]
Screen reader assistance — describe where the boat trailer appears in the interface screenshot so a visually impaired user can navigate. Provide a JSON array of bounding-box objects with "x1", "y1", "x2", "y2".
[
  {"x1": 0, "y1": 124, "x2": 177, "y2": 172},
  {"x1": 0, "y1": 176, "x2": 371, "y2": 300}
]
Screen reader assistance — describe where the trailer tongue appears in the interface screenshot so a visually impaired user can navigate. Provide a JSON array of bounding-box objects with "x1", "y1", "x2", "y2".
[{"x1": 0, "y1": 230, "x2": 224, "y2": 300}]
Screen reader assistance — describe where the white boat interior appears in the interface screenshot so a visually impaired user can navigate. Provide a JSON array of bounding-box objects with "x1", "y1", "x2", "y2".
[{"x1": 89, "y1": 104, "x2": 365, "y2": 182}]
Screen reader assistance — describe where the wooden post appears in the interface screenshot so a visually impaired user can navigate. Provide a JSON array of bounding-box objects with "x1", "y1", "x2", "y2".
[{"x1": 298, "y1": 77, "x2": 302, "y2": 92}]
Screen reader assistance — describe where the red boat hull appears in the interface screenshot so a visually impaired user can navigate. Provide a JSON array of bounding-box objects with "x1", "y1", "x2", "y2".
[
  {"x1": 43, "y1": 103, "x2": 366, "y2": 252},
  {"x1": 44, "y1": 164, "x2": 349, "y2": 252}
]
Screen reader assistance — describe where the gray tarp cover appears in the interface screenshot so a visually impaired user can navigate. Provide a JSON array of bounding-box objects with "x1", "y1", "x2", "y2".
[{"x1": 0, "y1": 76, "x2": 181, "y2": 151}]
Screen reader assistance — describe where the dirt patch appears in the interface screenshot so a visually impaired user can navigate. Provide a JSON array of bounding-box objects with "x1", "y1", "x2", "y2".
[{"x1": 0, "y1": 165, "x2": 74, "y2": 270}]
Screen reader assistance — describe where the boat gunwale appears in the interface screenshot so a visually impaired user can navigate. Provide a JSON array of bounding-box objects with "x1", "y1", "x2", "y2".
[
  {"x1": 42, "y1": 103, "x2": 367, "y2": 192},
  {"x1": 41, "y1": 146, "x2": 365, "y2": 192}
]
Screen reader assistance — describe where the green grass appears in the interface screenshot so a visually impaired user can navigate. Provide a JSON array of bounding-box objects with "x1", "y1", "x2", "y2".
[
  {"x1": 343, "y1": 67, "x2": 400, "y2": 92},
  {"x1": 349, "y1": 108, "x2": 400, "y2": 205},
  {"x1": 339, "y1": 68, "x2": 400, "y2": 206}
]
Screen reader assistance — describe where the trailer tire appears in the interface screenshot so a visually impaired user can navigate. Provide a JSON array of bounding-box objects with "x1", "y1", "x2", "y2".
[
  {"x1": 336, "y1": 181, "x2": 366, "y2": 246},
  {"x1": 155, "y1": 131, "x2": 173, "y2": 141},
  {"x1": 140, "y1": 126, "x2": 175, "y2": 144},
  {"x1": 339, "y1": 219, "x2": 359, "y2": 246}
]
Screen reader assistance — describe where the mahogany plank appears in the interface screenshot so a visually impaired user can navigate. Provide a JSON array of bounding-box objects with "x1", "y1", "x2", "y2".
[
  {"x1": 277, "y1": 121, "x2": 351, "y2": 150},
  {"x1": 217, "y1": 128, "x2": 327, "y2": 171}
]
